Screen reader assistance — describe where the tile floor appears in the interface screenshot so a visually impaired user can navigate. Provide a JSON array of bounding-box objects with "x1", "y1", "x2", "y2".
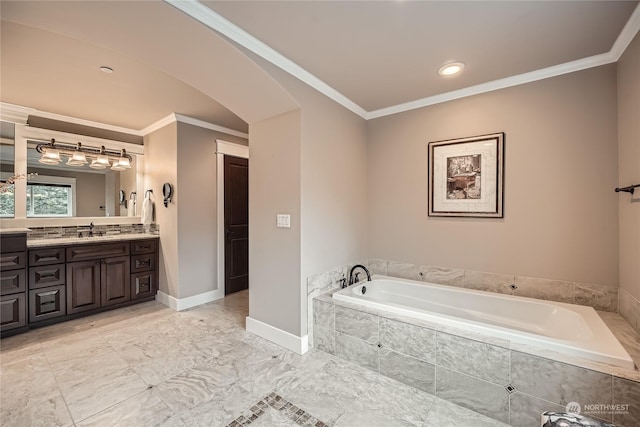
[{"x1": 0, "y1": 291, "x2": 508, "y2": 426}]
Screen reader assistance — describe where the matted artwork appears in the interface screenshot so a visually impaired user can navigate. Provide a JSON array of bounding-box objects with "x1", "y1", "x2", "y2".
[{"x1": 428, "y1": 133, "x2": 504, "y2": 218}]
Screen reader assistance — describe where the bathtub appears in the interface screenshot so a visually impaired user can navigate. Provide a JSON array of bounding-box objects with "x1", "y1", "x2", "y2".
[{"x1": 332, "y1": 275, "x2": 634, "y2": 369}]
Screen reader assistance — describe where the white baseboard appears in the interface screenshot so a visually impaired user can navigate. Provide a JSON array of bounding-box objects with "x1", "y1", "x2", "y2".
[
  {"x1": 246, "y1": 316, "x2": 309, "y2": 355},
  {"x1": 156, "y1": 289, "x2": 224, "y2": 311}
]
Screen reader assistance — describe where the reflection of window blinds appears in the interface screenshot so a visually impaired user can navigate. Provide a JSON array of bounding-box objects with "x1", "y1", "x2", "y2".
[{"x1": 28, "y1": 183, "x2": 71, "y2": 188}]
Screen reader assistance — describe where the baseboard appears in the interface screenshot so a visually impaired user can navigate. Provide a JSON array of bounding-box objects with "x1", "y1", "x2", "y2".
[
  {"x1": 246, "y1": 316, "x2": 309, "y2": 355},
  {"x1": 156, "y1": 289, "x2": 224, "y2": 311}
]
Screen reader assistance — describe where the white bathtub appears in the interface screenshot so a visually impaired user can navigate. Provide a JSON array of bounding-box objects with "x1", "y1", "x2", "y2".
[{"x1": 333, "y1": 275, "x2": 634, "y2": 369}]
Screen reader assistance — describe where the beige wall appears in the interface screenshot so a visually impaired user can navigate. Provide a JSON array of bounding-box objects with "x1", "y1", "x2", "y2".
[
  {"x1": 367, "y1": 65, "x2": 619, "y2": 286},
  {"x1": 249, "y1": 109, "x2": 303, "y2": 335},
  {"x1": 618, "y1": 33, "x2": 640, "y2": 301},
  {"x1": 144, "y1": 122, "x2": 178, "y2": 297},
  {"x1": 176, "y1": 122, "x2": 247, "y2": 299},
  {"x1": 247, "y1": 55, "x2": 369, "y2": 336}
]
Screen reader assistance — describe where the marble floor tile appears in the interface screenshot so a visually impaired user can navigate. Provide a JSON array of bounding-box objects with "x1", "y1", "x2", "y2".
[
  {"x1": 77, "y1": 389, "x2": 174, "y2": 426},
  {"x1": 1, "y1": 289, "x2": 520, "y2": 426},
  {"x1": 423, "y1": 397, "x2": 509, "y2": 427}
]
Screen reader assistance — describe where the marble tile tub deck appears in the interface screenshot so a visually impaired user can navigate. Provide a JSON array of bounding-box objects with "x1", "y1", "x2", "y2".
[
  {"x1": 313, "y1": 291, "x2": 640, "y2": 427},
  {"x1": 0, "y1": 291, "x2": 507, "y2": 427}
]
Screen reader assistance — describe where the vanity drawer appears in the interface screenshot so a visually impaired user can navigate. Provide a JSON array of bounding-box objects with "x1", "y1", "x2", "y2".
[
  {"x1": 131, "y1": 271, "x2": 156, "y2": 300},
  {"x1": 29, "y1": 247, "x2": 66, "y2": 266},
  {"x1": 0, "y1": 234, "x2": 26, "y2": 253},
  {"x1": 131, "y1": 239, "x2": 157, "y2": 255},
  {"x1": 0, "y1": 269, "x2": 26, "y2": 295},
  {"x1": 0, "y1": 252, "x2": 26, "y2": 271},
  {"x1": 67, "y1": 243, "x2": 129, "y2": 262},
  {"x1": 29, "y1": 264, "x2": 65, "y2": 290},
  {"x1": 130, "y1": 254, "x2": 155, "y2": 273},
  {"x1": 0, "y1": 293, "x2": 26, "y2": 331},
  {"x1": 29, "y1": 285, "x2": 66, "y2": 323}
]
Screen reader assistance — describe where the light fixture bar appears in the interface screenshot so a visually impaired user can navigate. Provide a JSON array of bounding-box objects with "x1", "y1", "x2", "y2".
[{"x1": 33, "y1": 138, "x2": 133, "y2": 167}]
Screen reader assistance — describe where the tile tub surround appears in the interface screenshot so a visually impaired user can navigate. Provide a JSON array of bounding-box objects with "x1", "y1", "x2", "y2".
[
  {"x1": 368, "y1": 259, "x2": 619, "y2": 312},
  {"x1": 313, "y1": 293, "x2": 640, "y2": 426},
  {"x1": 0, "y1": 290, "x2": 508, "y2": 427},
  {"x1": 620, "y1": 288, "x2": 640, "y2": 336}
]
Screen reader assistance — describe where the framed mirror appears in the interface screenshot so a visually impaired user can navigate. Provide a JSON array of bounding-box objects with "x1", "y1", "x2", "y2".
[{"x1": 0, "y1": 121, "x2": 16, "y2": 218}]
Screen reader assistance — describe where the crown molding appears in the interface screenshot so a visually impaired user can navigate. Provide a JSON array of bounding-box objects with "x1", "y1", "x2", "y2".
[
  {"x1": 167, "y1": 0, "x2": 640, "y2": 121},
  {"x1": 164, "y1": 0, "x2": 369, "y2": 120},
  {"x1": 366, "y1": 51, "x2": 616, "y2": 119},
  {"x1": 611, "y1": 2, "x2": 640, "y2": 60},
  {"x1": 140, "y1": 113, "x2": 249, "y2": 139},
  {"x1": 29, "y1": 109, "x2": 143, "y2": 136},
  {"x1": 0, "y1": 102, "x2": 35, "y2": 124}
]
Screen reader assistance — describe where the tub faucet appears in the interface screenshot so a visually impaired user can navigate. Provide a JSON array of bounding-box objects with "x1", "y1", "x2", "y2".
[
  {"x1": 348, "y1": 264, "x2": 371, "y2": 287},
  {"x1": 89, "y1": 222, "x2": 94, "y2": 237}
]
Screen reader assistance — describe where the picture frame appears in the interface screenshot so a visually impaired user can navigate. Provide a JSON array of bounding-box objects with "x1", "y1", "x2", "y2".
[{"x1": 428, "y1": 132, "x2": 504, "y2": 218}]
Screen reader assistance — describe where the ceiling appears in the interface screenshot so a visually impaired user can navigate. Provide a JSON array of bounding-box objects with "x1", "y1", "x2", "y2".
[{"x1": 0, "y1": 1, "x2": 638, "y2": 131}]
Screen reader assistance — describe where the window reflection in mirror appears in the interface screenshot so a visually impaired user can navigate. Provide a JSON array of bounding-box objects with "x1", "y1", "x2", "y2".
[
  {"x1": 26, "y1": 143, "x2": 138, "y2": 217},
  {"x1": 0, "y1": 121, "x2": 16, "y2": 218}
]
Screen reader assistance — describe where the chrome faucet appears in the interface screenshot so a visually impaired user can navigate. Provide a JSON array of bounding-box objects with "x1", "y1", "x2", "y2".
[{"x1": 347, "y1": 264, "x2": 371, "y2": 287}]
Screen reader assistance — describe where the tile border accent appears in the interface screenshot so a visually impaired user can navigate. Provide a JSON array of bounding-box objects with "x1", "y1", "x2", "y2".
[
  {"x1": 225, "y1": 392, "x2": 330, "y2": 427},
  {"x1": 246, "y1": 316, "x2": 309, "y2": 355},
  {"x1": 368, "y1": 258, "x2": 619, "y2": 312}
]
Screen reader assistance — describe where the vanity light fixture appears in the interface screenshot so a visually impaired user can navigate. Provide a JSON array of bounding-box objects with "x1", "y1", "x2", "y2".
[
  {"x1": 35, "y1": 139, "x2": 133, "y2": 170},
  {"x1": 38, "y1": 139, "x2": 61, "y2": 165},
  {"x1": 66, "y1": 142, "x2": 88, "y2": 166},
  {"x1": 438, "y1": 61, "x2": 465, "y2": 76}
]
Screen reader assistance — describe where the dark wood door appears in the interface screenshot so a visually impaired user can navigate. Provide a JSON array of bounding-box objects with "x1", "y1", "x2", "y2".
[
  {"x1": 66, "y1": 260, "x2": 101, "y2": 314},
  {"x1": 101, "y1": 256, "x2": 131, "y2": 306},
  {"x1": 224, "y1": 156, "x2": 249, "y2": 295}
]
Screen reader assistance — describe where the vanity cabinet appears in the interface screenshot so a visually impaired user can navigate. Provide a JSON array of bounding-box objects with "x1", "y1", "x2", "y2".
[
  {"x1": 5, "y1": 236, "x2": 159, "y2": 336},
  {"x1": 0, "y1": 232, "x2": 28, "y2": 333}
]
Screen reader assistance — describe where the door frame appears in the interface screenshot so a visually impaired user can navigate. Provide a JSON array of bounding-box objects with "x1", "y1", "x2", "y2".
[{"x1": 216, "y1": 139, "x2": 249, "y2": 297}]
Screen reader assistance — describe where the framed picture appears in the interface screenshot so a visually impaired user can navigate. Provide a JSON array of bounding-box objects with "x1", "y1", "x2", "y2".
[{"x1": 428, "y1": 132, "x2": 504, "y2": 218}]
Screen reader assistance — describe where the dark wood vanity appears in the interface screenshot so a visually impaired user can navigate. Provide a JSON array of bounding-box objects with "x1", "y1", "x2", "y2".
[{"x1": 1, "y1": 233, "x2": 159, "y2": 337}]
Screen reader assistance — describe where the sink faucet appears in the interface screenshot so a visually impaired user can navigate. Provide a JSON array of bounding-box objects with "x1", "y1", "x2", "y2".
[
  {"x1": 89, "y1": 222, "x2": 94, "y2": 237},
  {"x1": 347, "y1": 264, "x2": 371, "y2": 287}
]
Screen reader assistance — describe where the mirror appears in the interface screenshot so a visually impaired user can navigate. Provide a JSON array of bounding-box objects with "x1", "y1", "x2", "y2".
[
  {"x1": 26, "y1": 143, "x2": 138, "y2": 218},
  {"x1": 0, "y1": 121, "x2": 16, "y2": 218}
]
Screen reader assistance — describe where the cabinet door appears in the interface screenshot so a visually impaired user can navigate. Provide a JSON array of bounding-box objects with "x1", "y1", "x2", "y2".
[
  {"x1": 131, "y1": 271, "x2": 156, "y2": 300},
  {"x1": 0, "y1": 269, "x2": 26, "y2": 295},
  {"x1": 101, "y1": 256, "x2": 131, "y2": 307},
  {"x1": 0, "y1": 293, "x2": 26, "y2": 331},
  {"x1": 66, "y1": 261, "x2": 101, "y2": 315}
]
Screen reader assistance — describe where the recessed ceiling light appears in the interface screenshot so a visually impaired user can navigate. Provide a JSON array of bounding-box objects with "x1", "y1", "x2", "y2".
[
  {"x1": 438, "y1": 62, "x2": 465, "y2": 77},
  {"x1": 99, "y1": 66, "x2": 114, "y2": 74}
]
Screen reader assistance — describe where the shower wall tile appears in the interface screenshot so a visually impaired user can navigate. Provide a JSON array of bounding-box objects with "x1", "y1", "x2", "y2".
[
  {"x1": 335, "y1": 306, "x2": 379, "y2": 344},
  {"x1": 462, "y1": 270, "x2": 514, "y2": 294},
  {"x1": 422, "y1": 266, "x2": 465, "y2": 287},
  {"x1": 313, "y1": 300, "x2": 334, "y2": 329},
  {"x1": 613, "y1": 376, "x2": 640, "y2": 427},
  {"x1": 513, "y1": 276, "x2": 575, "y2": 304},
  {"x1": 367, "y1": 259, "x2": 388, "y2": 276},
  {"x1": 509, "y1": 392, "x2": 564, "y2": 427},
  {"x1": 511, "y1": 351, "x2": 612, "y2": 409},
  {"x1": 386, "y1": 261, "x2": 425, "y2": 281},
  {"x1": 314, "y1": 326, "x2": 335, "y2": 355},
  {"x1": 575, "y1": 283, "x2": 618, "y2": 312},
  {"x1": 435, "y1": 367, "x2": 509, "y2": 423},
  {"x1": 378, "y1": 348, "x2": 435, "y2": 394},
  {"x1": 335, "y1": 332, "x2": 378, "y2": 372},
  {"x1": 379, "y1": 318, "x2": 436, "y2": 363},
  {"x1": 436, "y1": 333, "x2": 510, "y2": 385}
]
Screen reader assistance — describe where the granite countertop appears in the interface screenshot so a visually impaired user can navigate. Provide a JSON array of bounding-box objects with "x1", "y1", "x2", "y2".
[{"x1": 27, "y1": 233, "x2": 159, "y2": 248}]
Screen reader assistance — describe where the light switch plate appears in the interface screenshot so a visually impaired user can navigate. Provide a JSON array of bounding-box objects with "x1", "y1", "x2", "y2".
[{"x1": 276, "y1": 214, "x2": 291, "y2": 228}]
